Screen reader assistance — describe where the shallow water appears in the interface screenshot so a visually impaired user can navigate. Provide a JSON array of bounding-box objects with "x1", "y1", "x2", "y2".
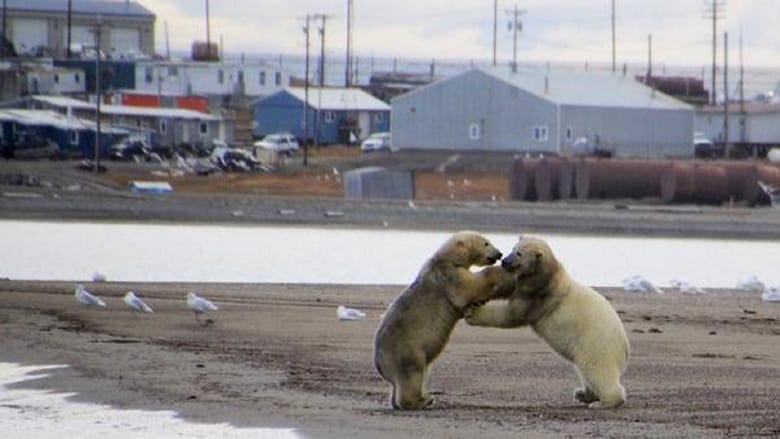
[
  {"x1": 2, "y1": 220, "x2": 779, "y2": 288},
  {"x1": 0, "y1": 363, "x2": 300, "y2": 439}
]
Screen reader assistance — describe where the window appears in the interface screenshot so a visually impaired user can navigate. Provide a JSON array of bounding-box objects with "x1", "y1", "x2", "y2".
[
  {"x1": 533, "y1": 125, "x2": 549, "y2": 142},
  {"x1": 374, "y1": 112, "x2": 384, "y2": 122},
  {"x1": 74, "y1": 73, "x2": 80, "y2": 83},
  {"x1": 324, "y1": 111, "x2": 335, "y2": 123},
  {"x1": 565, "y1": 126, "x2": 573, "y2": 141},
  {"x1": 54, "y1": 74, "x2": 59, "y2": 83},
  {"x1": 469, "y1": 123, "x2": 481, "y2": 140},
  {"x1": 199, "y1": 122, "x2": 209, "y2": 135},
  {"x1": 218, "y1": 69, "x2": 224, "y2": 84},
  {"x1": 274, "y1": 72, "x2": 282, "y2": 86},
  {"x1": 259, "y1": 71, "x2": 266, "y2": 85},
  {"x1": 70, "y1": 131, "x2": 79, "y2": 145},
  {"x1": 168, "y1": 66, "x2": 178, "y2": 76},
  {"x1": 145, "y1": 67, "x2": 153, "y2": 83},
  {"x1": 159, "y1": 120, "x2": 167, "y2": 134},
  {"x1": 136, "y1": 119, "x2": 142, "y2": 128}
]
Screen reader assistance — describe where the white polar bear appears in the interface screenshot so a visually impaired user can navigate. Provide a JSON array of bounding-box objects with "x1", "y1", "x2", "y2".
[{"x1": 466, "y1": 235, "x2": 631, "y2": 409}]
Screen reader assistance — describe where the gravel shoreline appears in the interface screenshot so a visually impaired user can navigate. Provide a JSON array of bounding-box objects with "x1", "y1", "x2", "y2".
[{"x1": 3, "y1": 158, "x2": 780, "y2": 239}]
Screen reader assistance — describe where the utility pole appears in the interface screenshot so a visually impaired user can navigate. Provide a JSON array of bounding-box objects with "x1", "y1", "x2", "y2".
[
  {"x1": 704, "y1": 0, "x2": 725, "y2": 105},
  {"x1": 313, "y1": 14, "x2": 330, "y2": 149},
  {"x1": 739, "y1": 28, "x2": 746, "y2": 148},
  {"x1": 646, "y1": 34, "x2": 652, "y2": 83},
  {"x1": 66, "y1": 0, "x2": 72, "y2": 58},
  {"x1": 94, "y1": 16, "x2": 102, "y2": 173},
  {"x1": 205, "y1": 0, "x2": 212, "y2": 60},
  {"x1": 506, "y1": 4, "x2": 526, "y2": 73},
  {"x1": 302, "y1": 14, "x2": 311, "y2": 166},
  {"x1": 492, "y1": 0, "x2": 498, "y2": 66},
  {"x1": 345, "y1": 0, "x2": 353, "y2": 86},
  {"x1": 313, "y1": 14, "x2": 330, "y2": 87},
  {"x1": 723, "y1": 31, "x2": 730, "y2": 158},
  {"x1": 611, "y1": 0, "x2": 616, "y2": 72}
]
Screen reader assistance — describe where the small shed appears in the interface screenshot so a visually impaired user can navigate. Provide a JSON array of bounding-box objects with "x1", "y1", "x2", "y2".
[
  {"x1": 253, "y1": 87, "x2": 390, "y2": 145},
  {"x1": 343, "y1": 167, "x2": 414, "y2": 200}
]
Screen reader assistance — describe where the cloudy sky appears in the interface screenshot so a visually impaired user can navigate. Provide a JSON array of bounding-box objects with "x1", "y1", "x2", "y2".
[{"x1": 138, "y1": 0, "x2": 780, "y2": 68}]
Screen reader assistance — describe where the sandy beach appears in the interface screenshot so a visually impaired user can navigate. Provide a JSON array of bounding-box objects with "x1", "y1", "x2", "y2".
[
  {"x1": 1, "y1": 280, "x2": 779, "y2": 438},
  {"x1": 2, "y1": 157, "x2": 780, "y2": 437}
]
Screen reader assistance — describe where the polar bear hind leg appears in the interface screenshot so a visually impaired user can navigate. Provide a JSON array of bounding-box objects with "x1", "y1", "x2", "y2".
[
  {"x1": 580, "y1": 365, "x2": 625, "y2": 409},
  {"x1": 393, "y1": 364, "x2": 435, "y2": 410}
]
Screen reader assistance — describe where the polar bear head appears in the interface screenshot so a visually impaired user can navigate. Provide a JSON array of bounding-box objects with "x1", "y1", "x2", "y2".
[
  {"x1": 434, "y1": 230, "x2": 502, "y2": 268},
  {"x1": 501, "y1": 236, "x2": 560, "y2": 283}
]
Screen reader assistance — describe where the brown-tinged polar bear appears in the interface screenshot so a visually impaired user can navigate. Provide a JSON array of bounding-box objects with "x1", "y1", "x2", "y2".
[
  {"x1": 374, "y1": 231, "x2": 511, "y2": 410},
  {"x1": 466, "y1": 236, "x2": 630, "y2": 409}
]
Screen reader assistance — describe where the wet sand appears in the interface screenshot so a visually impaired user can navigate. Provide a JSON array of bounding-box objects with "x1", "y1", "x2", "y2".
[{"x1": 1, "y1": 280, "x2": 778, "y2": 438}]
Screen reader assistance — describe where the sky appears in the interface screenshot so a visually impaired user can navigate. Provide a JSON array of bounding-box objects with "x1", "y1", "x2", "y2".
[{"x1": 136, "y1": 0, "x2": 780, "y2": 69}]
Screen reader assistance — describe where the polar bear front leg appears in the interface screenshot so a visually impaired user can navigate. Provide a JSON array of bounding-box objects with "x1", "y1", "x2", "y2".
[{"x1": 465, "y1": 299, "x2": 527, "y2": 328}]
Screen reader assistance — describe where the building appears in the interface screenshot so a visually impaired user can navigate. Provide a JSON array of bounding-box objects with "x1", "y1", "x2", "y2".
[
  {"x1": 1, "y1": 0, "x2": 155, "y2": 59},
  {"x1": 0, "y1": 108, "x2": 129, "y2": 158},
  {"x1": 391, "y1": 67, "x2": 695, "y2": 158},
  {"x1": 133, "y1": 60, "x2": 293, "y2": 99},
  {"x1": 30, "y1": 95, "x2": 225, "y2": 149},
  {"x1": 696, "y1": 102, "x2": 780, "y2": 157},
  {"x1": 253, "y1": 87, "x2": 390, "y2": 144}
]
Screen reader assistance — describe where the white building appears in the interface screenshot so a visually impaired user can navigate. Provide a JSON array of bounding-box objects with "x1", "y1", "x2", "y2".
[
  {"x1": 134, "y1": 60, "x2": 292, "y2": 98},
  {"x1": 2, "y1": 0, "x2": 155, "y2": 58}
]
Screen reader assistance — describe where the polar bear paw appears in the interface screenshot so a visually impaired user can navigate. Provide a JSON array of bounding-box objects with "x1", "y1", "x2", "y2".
[{"x1": 574, "y1": 387, "x2": 599, "y2": 404}]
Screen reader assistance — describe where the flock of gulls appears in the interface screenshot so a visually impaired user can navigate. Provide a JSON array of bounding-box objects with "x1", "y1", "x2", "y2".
[
  {"x1": 621, "y1": 274, "x2": 780, "y2": 302},
  {"x1": 74, "y1": 284, "x2": 219, "y2": 325},
  {"x1": 74, "y1": 282, "x2": 369, "y2": 324}
]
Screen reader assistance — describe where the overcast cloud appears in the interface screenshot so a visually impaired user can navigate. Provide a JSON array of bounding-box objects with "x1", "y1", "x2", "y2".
[{"x1": 138, "y1": 0, "x2": 780, "y2": 68}]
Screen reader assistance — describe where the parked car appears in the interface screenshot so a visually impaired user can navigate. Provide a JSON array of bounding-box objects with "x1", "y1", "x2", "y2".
[
  {"x1": 253, "y1": 133, "x2": 299, "y2": 156},
  {"x1": 360, "y1": 132, "x2": 391, "y2": 153},
  {"x1": 8, "y1": 133, "x2": 60, "y2": 160},
  {"x1": 693, "y1": 132, "x2": 722, "y2": 158}
]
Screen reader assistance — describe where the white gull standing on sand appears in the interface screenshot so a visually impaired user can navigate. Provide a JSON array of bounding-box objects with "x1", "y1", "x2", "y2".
[
  {"x1": 622, "y1": 275, "x2": 663, "y2": 294},
  {"x1": 123, "y1": 291, "x2": 154, "y2": 314},
  {"x1": 337, "y1": 305, "x2": 366, "y2": 321},
  {"x1": 186, "y1": 292, "x2": 218, "y2": 325},
  {"x1": 74, "y1": 284, "x2": 106, "y2": 308}
]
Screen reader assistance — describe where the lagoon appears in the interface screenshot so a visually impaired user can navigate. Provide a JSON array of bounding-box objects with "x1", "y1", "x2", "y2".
[{"x1": 2, "y1": 220, "x2": 778, "y2": 288}]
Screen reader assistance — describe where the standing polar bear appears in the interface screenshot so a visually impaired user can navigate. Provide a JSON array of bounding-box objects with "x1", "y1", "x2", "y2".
[
  {"x1": 374, "y1": 231, "x2": 511, "y2": 410},
  {"x1": 466, "y1": 236, "x2": 630, "y2": 409}
]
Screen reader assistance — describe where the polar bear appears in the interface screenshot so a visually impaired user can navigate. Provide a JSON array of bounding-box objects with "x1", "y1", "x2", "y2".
[
  {"x1": 466, "y1": 236, "x2": 630, "y2": 409},
  {"x1": 374, "y1": 231, "x2": 511, "y2": 410}
]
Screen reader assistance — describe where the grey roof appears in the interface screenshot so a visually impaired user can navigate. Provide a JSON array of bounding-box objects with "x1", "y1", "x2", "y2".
[
  {"x1": 479, "y1": 66, "x2": 693, "y2": 111},
  {"x1": 5, "y1": 0, "x2": 154, "y2": 17},
  {"x1": 284, "y1": 87, "x2": 390, "y2": 112}
]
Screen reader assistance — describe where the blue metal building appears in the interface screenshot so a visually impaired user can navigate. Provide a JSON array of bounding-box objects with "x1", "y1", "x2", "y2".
[{"x1": 253, "y1": 87, "x2": 390, "y2": 145}]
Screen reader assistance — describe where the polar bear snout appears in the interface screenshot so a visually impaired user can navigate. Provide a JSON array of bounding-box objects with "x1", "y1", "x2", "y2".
[
  {"x1": 485, "y1": 250, "x2": 502, "y2": 265},
  {"x1": 501, "y1": 252, "x2": 517, "y2": 269}
]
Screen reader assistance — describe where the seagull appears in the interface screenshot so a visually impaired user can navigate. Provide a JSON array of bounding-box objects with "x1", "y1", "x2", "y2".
[
  {"x1": 622, "y1": 275, "x2": 663, "y2": 294},
  {"x1": 186, "y1": 292, "x2": 218, "y2": 325},
  {"x1": 337, "y1": 305, "x2": 366, "y2": 321},
  {"x1": 124, "y1": 291, "x2": 153, "y2": 314},
  {"x1": 74, "y1": 284, "x2": 106, "y2": 308}
]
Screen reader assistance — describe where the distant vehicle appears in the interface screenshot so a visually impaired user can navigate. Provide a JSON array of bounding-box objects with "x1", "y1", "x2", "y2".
[
  {"x1": 253, "y1": 133, "x2": 299, "y2": 156},
  {"x1": 693, "y1": 132, "x2": 722, "y2": 158},
  {"x1": 360, "y1": 132, "x2": 392, "y2": 153},
  {"x1": 8, "y1": 133, "x2": 60, "y2": 160}
]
